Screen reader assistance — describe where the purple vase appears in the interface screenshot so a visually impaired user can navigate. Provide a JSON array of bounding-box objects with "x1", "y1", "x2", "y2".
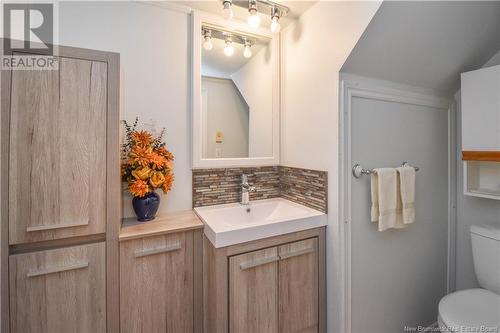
[{"x1": 132, "y1": 192, "x2": 160, "y2": 222}]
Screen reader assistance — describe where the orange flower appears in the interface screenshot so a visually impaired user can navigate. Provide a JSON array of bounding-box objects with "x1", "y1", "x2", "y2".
[
  {"x1": 121, "y1": 161, "x2": 128, "y2": 177},
  {"x1": 161, "y1": 173, "x2": 174, "y2": 194},
  {"x1": 149, "y1": 152, "x2": 168, "y2": 170},
  {"x1": 131, "y1": 131, "x2": 153, "y2": 146},
  {"x1": 128, "y1": 179, "x2": 150, "y2": 197},
  {"x1": 149, "y1": 171, "x2": 165, "y2": 188},
  {"x1": 132, "y1": 166, "x2": 151, "y2": 181},
  {"x1": 121, "y1": 120, "x2": 175, "y2": 197},
  {"x1": 157, "y1": 146, "x2": 174, "y2": 161},
  {"x1": 129, "y1": 145, "x2": 152, "y2": 167}
]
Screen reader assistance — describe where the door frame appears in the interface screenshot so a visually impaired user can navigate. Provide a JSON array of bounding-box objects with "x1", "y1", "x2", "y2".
[{"x1": 338, "y1": 74, "x2": 455, "y2": 333}]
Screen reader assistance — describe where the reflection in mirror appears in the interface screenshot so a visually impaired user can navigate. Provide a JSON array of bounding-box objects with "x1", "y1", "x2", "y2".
[{"x1": 201, "y1": 25, "x2": 274, "y2": 159}]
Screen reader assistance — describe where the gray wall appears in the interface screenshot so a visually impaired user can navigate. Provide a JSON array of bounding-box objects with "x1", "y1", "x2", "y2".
[
  {"x1": 347, "y1": 75, "x2": 449, "y2": 332},
  {"x1": 202, "y1": 77, "x2": 249, "y2": 158},
  {"x1": 454, "y1": 51, "x2": 500, "y2": 290},
  {"x1": 341, "y1": 1, "x2": 500, "y2": 95}
]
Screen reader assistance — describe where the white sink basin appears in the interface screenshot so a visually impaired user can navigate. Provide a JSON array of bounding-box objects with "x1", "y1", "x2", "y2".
[{"x1": 194, "y1": 198, "x2": 327, "y2": 248}]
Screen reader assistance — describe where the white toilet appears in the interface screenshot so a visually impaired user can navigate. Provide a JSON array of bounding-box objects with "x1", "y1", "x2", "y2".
[{"x1": 438, "y1": 223, "x2": 500, "y2": 332}]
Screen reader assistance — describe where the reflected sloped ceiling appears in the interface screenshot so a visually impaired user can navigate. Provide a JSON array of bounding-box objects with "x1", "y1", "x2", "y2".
[{"x1": 341, "y1": 1, "x2": 500, "y2": 95}]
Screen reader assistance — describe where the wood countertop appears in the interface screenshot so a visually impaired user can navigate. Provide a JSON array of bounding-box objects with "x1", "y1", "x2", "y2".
[{"x1": 119, "y1": 210, "x2": 204, "y2": 241}]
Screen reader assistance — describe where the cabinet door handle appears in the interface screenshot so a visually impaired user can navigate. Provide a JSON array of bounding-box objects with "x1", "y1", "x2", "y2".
[
  {"x1": 27, "y1": 262, "x2": 89, "y2": 278},
  {"x1": 279, "y1": 247, "x2": 315, "y2": 260},
  {"x1": 26, "y1": 221, "x2": 89, "y2": 232},
  {"x1": 134, "y1": 242, "x2": 181, "y2": 258},
  {"x1": 240, "y1": 255, "x2": 280, "y2": 270}
]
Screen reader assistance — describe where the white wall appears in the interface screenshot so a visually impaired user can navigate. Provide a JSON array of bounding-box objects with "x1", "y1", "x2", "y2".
[
  {"x1": 58, "y1": 1, "x2": 192, "y2": 218},
  {"x1": 280, "y1": 2, "x2": 381, "y2": 332},
  {"x1": 232, "y1": 42, "x2": 274, "y2": 158},
  {"x1": 202, "y1": 77, "x2": 249, "y2": 158},
  {"x1": 455, "y1": 49, "x2": 500, "y2": 290}
]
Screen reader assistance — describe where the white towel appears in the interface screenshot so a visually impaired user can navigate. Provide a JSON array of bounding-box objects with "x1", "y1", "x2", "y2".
[
  {"x1": 396, "y1": 166, "x2": 416, "y2": 224},
  {"x1": 371, "y1": 168, "x2": 406, "y2": 231},
  {"x1": 370, "y1": 173, "x2": 379, "y2": 222}
]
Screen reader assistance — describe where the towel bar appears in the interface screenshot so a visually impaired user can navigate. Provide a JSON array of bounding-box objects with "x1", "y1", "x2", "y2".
[{"x1": 352, "y1": 162, "x2": 419, "y2": 179}]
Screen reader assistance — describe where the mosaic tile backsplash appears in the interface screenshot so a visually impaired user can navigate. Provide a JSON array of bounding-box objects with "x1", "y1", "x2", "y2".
[
  {"x1": 279, "y1": 166, "x2": 328, "y2": 213},
  {"x1": 192, "y1": 166, "x2": 327, "y2": 213}
]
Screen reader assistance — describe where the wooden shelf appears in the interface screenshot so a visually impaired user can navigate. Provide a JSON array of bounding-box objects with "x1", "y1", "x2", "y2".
[
  {"x1": 462, "y1": 151, "x2": 500, "y2": 162},
  {"x1": 119, "y1": 210, "x2": 204, "y2": 241}
]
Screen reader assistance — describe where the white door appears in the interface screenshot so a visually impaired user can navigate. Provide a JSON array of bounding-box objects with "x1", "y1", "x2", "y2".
[{"x1": 349, "y1": 92, "x2": 449, "y2": 332}]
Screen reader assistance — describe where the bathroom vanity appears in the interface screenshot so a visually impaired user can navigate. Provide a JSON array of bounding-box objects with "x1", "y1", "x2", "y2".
[
  {"x1": 195, "y1": 198, "x2": 327, "y2": 333},
  {"x1": 203, "y1": 227, "x2": 326, "y2": 333}
]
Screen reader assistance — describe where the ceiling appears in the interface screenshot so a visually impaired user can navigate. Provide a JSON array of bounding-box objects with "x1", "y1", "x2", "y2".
[
  {"x1": 175, "y1": 1, "x2": 317, "y2": 29},
  {"x1": 341, "y1": 1, "x2": 500, "y2": 95}
]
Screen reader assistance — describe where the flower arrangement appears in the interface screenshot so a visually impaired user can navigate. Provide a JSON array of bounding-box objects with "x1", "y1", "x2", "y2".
[{"x1": 121, "y1": 118, "x2": 174, "y2": 198}]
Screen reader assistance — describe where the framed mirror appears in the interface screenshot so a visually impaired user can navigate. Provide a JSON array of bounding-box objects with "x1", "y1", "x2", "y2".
[{"x1": 192, "y1": 11, "x2": 280, "y2": 168}]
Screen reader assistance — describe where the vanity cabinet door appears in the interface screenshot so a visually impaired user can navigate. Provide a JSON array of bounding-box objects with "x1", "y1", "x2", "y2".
[
  {"x1": 278, "y1": 238, "x2": 319, "y2": 333},
  {"x1": 9, "y1": 242, "x2": 106, "y2": 333},
  {"x1": 8, "y1": 56, "x2": 108, "y2": 244},
  {"x1": 120, "y1": 232, "x2": 194, "y2": 333},
  {"x1": 229, "y1": 247, "x2": 279, "y2": 333}
]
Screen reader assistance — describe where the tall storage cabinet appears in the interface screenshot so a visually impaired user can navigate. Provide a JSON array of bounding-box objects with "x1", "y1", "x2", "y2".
[
  {"x1": 461, "y1": 65, "x2": 500, "y2": 199},
  {"x1": 1, "y1": 43, "x2": 120, "y2": 332}
]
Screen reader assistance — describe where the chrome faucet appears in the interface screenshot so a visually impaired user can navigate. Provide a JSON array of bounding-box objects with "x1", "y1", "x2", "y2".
[{"x1": 241, "y1": 174, "x2": 256, "y2": 205}]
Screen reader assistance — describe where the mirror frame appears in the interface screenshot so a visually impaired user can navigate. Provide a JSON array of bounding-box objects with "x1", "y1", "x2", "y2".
[{"x1": 191, "y1": 10, "x2": 280, "y2": 168}]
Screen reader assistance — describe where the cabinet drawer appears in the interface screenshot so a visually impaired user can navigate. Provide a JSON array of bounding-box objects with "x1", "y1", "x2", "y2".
[
  {"x1": 9, "y1": 242, "x2": 106, "y2": 333},
  {"x1": 120, "y1": 232, "x2": 194, "y2": 333}
]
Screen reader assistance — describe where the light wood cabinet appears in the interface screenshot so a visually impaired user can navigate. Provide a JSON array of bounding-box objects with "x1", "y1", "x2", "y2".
[
  {"x1": 9, "y1": 242, "x2": 106, "y2": 333},
  {"x1": 278, "y1": 238, "x2": 318, "y2": 333},
  {"x1": 1, "y1": 44, "x2": 120, "y2": 333},
  {"x1": 229, "y1": 247, "x2": 279, "y2": 332},
  {"x1": 120, "y1": 231, "x2": 195, "y2": 333},
  {"x1": 8, "y1": 56, "x2": 108, "y2": 245},
  {"x1": 205, "y1": 228, "x2": 325, "y2": 333}
]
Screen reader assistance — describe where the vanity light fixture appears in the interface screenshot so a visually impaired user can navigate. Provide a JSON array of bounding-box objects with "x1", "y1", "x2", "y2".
[
  {"x1": 224, "y1": 37, "x2": 235, "y2": 56},
  {"x1": 224, "y1": 0, "x2": 289, "y2": 33},
  {"x1": 221, "y1": 0, "x2": 233, "y2": 20},
  {"x1": 202, "y1": 30, "x2": 213, "y2": 50},
  {"x1": 247, "y1": 0, "x2": 261, "y2": 29},
  {"x1": 202, "y1": 26, "x2": 257, "y2": 58},
  {"x1": 270, "y1": 7, "x2": 281, "y2": 33},
  {"x1": 243, "y1": 40, "x2": 252, "y2": 58}
]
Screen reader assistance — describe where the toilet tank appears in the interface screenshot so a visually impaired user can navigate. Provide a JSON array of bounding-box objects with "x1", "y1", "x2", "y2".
[{"x1": 470, "y1": 223, "x2": 500, "y2": 294}]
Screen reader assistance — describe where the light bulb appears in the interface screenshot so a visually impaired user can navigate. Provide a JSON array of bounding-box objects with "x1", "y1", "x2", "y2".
[
  {"x1": 224, "y1": 41, "x2": 234, "y2": 56},
  {"x1": 203, "y1": 36, "x2": 213, "y2": 50},
  {"x1": 270, "y1": 16, "x2": 280, "y2": 33},
  {"x1": 247, "y1": 8, "x2": 260, "y2": 29},
  {"x1": 243, "y1": 44, "x2": 252, "y2": 58},
  {"x1": 222, "y1": 1, "x2": 233, "y2": 20}
]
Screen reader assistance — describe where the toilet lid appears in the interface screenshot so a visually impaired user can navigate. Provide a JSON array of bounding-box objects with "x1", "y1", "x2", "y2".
[{"x1": 439, "y1": 289, "x2": 500, "y2": 332}]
